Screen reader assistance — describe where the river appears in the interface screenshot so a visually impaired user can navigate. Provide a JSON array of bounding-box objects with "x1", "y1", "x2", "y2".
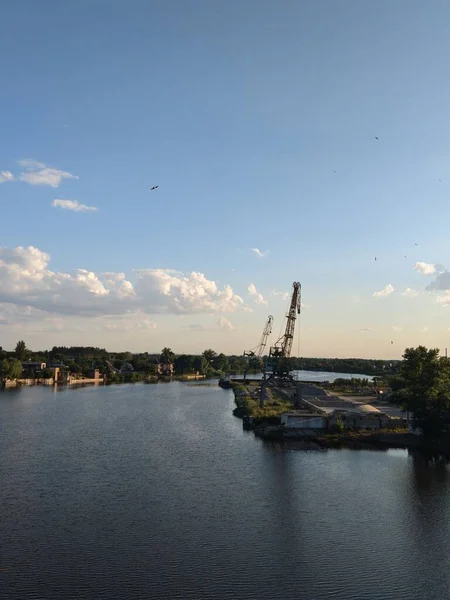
[{"x1": 1, "y1": 379, "x2": 449, "y2": 599}]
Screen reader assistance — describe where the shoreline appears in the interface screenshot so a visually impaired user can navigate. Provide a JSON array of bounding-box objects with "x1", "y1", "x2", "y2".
[{"x1": 226, "y1": 379, "x2": 450, "y2": 459}]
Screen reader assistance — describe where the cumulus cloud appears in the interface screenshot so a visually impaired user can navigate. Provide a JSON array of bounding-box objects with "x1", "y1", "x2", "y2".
[
  {"x1": 19, "y1": 159, "x2": 78, "y2": 188},
  {"x1": 252, "y1": 248, "x2": 268, "y2": 258},
  {"x1": 248, "y1": 283, "x2": 267, "y2": 305},
  {"x1": 137, "y1": 269, "x2": 244, "y2": 314},
  {"x1": 436, "y1": 293, "x2": 450, "y2": 306},
  {"x1": 426, "y1": 269, "x2": 450, "y2": 292},
  {"x1": 0, "y1": 245, "x2": 245, "y2": 319},
  {"x1": 402, "y1": 288, "x2": 420, "y2": 297},
  {"x1": 272, "y1": 289, "x2": 289, "y2": 300},
  {"x1": 217, "y1": 316, "x2": 235, "y2": 330},
  {"x1": 52, "y1": 199, "x2": 98, "y2": 212},
  {"x1": 372, "y1": 284, "x2": 394, "y2": 298},
  {"x1": 414, "y1": 262, "x2": 444, "y2": 276},
  {"x1": 0, "y1": 170, "x2": 14, "y2": 183}
]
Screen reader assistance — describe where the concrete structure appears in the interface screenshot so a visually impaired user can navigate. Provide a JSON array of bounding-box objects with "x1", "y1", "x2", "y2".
[
  {"x1": 281, "y1": 407, "x2": 407, "y2": 432},
  {"x1": 281, "y1": 412, "x2": 327, "y2": 429}
]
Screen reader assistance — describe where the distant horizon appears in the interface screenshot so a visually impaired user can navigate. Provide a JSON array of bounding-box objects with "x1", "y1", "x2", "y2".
[{"x1": 3, "y1": 341, "x2": 405, "y2": 362}]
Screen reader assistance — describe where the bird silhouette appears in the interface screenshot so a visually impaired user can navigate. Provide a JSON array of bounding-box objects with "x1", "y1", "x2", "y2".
[
  {"x1": 375, "y1": 136, "x2": 379, "y2": 140},
  {"x1": 150, "y1": 185, "x2": 159, "y2": 191},
  {"x1": 374, "y1": 257, "x2": 377, "y2": 261}
]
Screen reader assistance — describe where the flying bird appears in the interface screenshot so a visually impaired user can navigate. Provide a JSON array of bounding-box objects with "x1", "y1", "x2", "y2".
[
  {"x1": 375, "y1": 136, "x2": 379, "y2": 140},
  {"x1": 374, "y1": 257, "x2": 377, "y2": 261},
  {"x1": 391, "y1": 341, "x2": 393, "y2": 344},
  {"x1": 150, "y1": 185, "x2": 159, "y2": 191}
]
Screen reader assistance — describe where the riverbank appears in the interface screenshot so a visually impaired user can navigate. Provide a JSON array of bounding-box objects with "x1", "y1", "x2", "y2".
[
  {"x1": 228, "y1": 378, "x2": 450, "y2": 458},
  {"x1": 255, "y1": 427, "x2": 450, "y2": 457}
]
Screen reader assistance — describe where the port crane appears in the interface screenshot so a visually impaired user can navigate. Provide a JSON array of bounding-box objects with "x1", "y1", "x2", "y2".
[
  {"x1": 244, "y1": 315, "x2": 274, "y2": 359},
  {"x1": 266, "y1": 281, "x2": 301, "y2": 381},
  {"x1": 243, "y1": 315, "x2": 274, "y2": 381}
]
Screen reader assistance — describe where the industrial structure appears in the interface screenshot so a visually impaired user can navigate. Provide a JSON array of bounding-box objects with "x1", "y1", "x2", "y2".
[
  {"x1": 265, "y1": 281, "x2": 301, "y2": 381},
  {"x1": 243, "y1": 315, "x2": 273, "y2": 380}
]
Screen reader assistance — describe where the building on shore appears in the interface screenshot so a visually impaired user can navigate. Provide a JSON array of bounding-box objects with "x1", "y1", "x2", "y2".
[
  {"x1": 21, "y1": 361, "x2": 47, "y2": 374},
  {"x1": 281, "y1": 407, "x2": 406, "y2": 431},
  {"x1": 157, "y1": 361, "x2": 174, "y2": 377}
]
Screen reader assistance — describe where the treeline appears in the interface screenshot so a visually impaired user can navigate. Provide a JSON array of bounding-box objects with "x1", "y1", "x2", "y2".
[
  {"x1": 0, "y1": 343, "x2": 253, "y2": 379},
  {"x1": 0, "y1": 341, "x2": 401, "y2": 380}
]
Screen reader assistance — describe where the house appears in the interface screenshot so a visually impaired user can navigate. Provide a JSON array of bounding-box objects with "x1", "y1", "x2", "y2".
[
  {"x1": 21, "y1": 361, "x2": 47, "y2": 373},
  {"x1": 157, "y1": 361, "x2": 174, "y2": 377},
  {"x1": 49, "y1": 360, "x2": 67, "y2": 369}
]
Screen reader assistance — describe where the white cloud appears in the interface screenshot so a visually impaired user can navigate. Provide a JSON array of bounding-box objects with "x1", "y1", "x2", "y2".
[
  {"x1": 52, "y1": 199, "x2": 98, "y2": 212},
  {"x1": 401, "y1": 288, "x2": 420, "y2": 297},
  {"x1": 217, "y1": 316, "x2": 235, "y2": 330},
  {"x1": 420, "y1": 326, "x2": 429, "y2": 333},
  {"x1": 392, "y1": 325, "x2": 403, "y2": 331},
  {"x1": 372, "y1": 284, "x2": 394, "y2": 298},
  {"x1": 436, "y1": 293, "x2": 450, "y2": 306},
  {"x1": 252, "y1": 248, "x2": 268, "y2": 258},
  {"x1": 137, "y1": 269, "x2": 244, "y2": 314},
  {"x1": 414, "y1": 262, "x2": 444, "y2": 276},
  {"x1": 360, "y1": 328, "x2": 371, "y2": 333},
  {"x1": 272, "y1": 289, "x2": 289, "y2": 300},
  {"x1": 19, "y1": 159, "x2": 78, "y2": 188},
  {"x1": 248, "y1": 283, "x2": 267, "y2": 305},
  {"x1": 0, "y1": 170, "x2": 14, "y2": 183},
  {"x1": 0, "y1": 245, "x2": 245, "y2": 318},
  {"x1": 351, "y1": 296, "x2": 361, "y2": 304}
]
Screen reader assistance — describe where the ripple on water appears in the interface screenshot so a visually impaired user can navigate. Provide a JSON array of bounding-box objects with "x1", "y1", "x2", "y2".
[{"x1": 1, "y1": 383, "x2": 450, "y2": 599}]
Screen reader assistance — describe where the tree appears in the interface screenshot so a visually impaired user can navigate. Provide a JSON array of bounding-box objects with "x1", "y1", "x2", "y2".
[
  {"x1": 193, "y1": 356, "x2": 209, "y2": 376},
  {"x1": 175, "y1": 354, "x2": 195, "y2": 374},
  {"x1": 160, "y1": 347, "x2": 175, "y2": 363},
  {"x1": 1, "y1": 358, "x2": 23, "y2": 379},
  {"x1": 212, "y1": 353, "x2": 229, "y2": 373},
  {"x1": 392, "y1": 346, "x2": 450, "y2": 435},
  {"x1": 15, "y1": 340, "x2": 28, "y2": 361},
  {"x1": 202, "y1": 349, "x2": 217, "y2": 365}
]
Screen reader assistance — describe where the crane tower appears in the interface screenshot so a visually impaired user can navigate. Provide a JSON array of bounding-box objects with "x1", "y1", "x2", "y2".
[{"x1": 266, "y1": 282, "x2": 301, "y2": 380}]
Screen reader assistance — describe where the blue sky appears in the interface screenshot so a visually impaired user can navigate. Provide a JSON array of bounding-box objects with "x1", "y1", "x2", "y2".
[{"x1": 1, "y1": 0, "x2": 450, "y2": 357}]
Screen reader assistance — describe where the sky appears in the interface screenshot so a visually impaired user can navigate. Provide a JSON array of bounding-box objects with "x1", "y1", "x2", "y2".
[{"x1": 1, "y1": 0, "x2": 450, "y2": 358}]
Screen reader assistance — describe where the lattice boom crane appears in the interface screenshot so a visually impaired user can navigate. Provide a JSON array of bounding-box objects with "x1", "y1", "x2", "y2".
[
  {"x1": 270, "y1": 282, "x2": 301, "y2": 359},
  {"x1": 244, "y1": 315, "x2": 274, "y2": 358}
]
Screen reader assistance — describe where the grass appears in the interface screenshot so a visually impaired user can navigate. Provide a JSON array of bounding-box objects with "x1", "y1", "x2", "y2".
[{"x1": 231, "y1": 381, "x2": 293, "y2": 424}]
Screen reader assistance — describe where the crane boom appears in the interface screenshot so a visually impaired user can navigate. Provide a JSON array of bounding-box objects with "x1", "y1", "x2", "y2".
[
  {"x1": 281, "y1": 282, "x2": 301, "y2": 358},
  {"x1": 244, "y1": 315, "x2": 274, "y2": 357},
  {"x1": 270, "y1": 282, "x2": 301, "y2": 359},
  {"x1": 256, "y1": 315, "x2": 273, "y2": 357}
]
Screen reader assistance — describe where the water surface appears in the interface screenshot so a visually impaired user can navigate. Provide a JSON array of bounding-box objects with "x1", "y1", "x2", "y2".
[{"x1": 1, "y1": 381, "x2": 449, "y2": 599}]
